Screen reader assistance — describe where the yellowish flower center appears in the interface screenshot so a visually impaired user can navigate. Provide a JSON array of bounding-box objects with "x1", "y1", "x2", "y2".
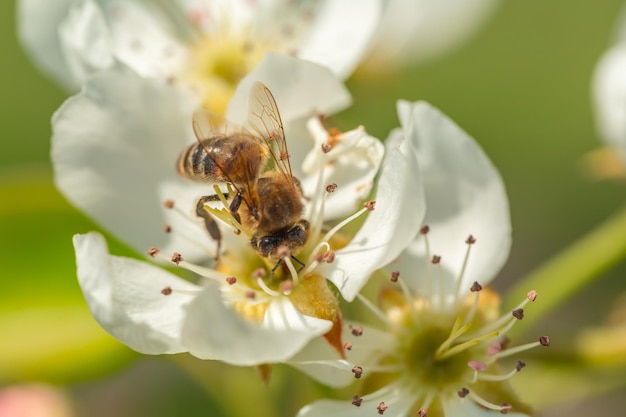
[{"x1": 184, "y1": 34, "x2": 268, "y2": 115}]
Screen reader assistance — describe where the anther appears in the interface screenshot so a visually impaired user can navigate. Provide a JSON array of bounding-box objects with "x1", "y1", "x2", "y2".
[
  {"x1": 171, "y1": 252, "x2": 184, "y2": 265},
  {"x1": 420, "y1": 225, "x2": 430, "y2": 234},
  {"x1": 417, "y1": 409, "x2": 428, "y2": 417},
  {"x1": 364, "y1": 200, "x2": 376, "y2": 211},
  {"x1": 147, "y1": 247, "x2": 160, "y2": 257},
  {"x1": 390, "y1": 271, "x2": 400, "y2": 282},
  {"x1": 500, "y1": 403, "x2": 512, "y2": 414},
  {"x1": 516, "y1": 360, "x2": 526, "y2": 372},
  {"x1": 512, "y1": 308, "x2": 524, "y2": 320},
  {"x1": 468, "y1": 361, "x2": 487, "y2": 372},
  {"x1": 164, "y1": 224, "x2": 172, "y2": 233},
  {"x1": 466, "y1": 235, "x2": 476, "y2": 244},
  {"x1": 163, "y1": 199, "x2": 175, "y2": 209},
  {"x1": 161, "y1": 286, "x2": 172, "y2": 295},
  {"x1": 279, "y1": 280, "x2": 294, "y2": 294},
  {"x1": 539, "y1": 336, "x2": 550, "y2": 347},
  {"x1": 245, "y1": 291, "x2": 256, "y2": 300},
  {"x1": 487, "y1": 342, "x2": 502, "y2": 356},
  {"x1": 343, "y1": 342, "x2": 353, "y2": 351},
  {"x1": 377, "y1": 402, "x2": 388, "y2": 415},
  {"x1": 458, "y1": 388, "x2": 470, "y2": 398},
  {"x1": 277, "y1": 245, "x2": 291, "y2": 258},
  {"x1": 352, "y1": 395, "x2": 363, "y2": 407},
  {"x1": 527, "y1": 290, "x2": 537, "y2": 301},
  {"x1": 351, "y1": 365, "x2": 363, "y2": 379},
  {"x1": 322, "y1": 250, "x2": 336, "y2": 263},
  {"x1": 431, "y1": 255, "x2": 441, "y2": 264},
  {"x1": 326, "y1": 183, "x2": 337, "y2": 193},
  {"x1": 321, "y1": 143, "x2": 332, "y2": 153},
  {"x1": 226, "y1": 277, "x2": 237, "y2": 285},
  {"x1": 470, "y1": 281, "x2": 483, "y2": 292},
  {"x1": 252, "y1": 268, "x2": 266, "y2": 280},
  {"x1": 351, "y1": 325, "x2": 363, "y2": 337}
]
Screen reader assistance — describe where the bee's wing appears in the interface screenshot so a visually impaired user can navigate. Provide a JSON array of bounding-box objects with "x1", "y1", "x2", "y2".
[{"x1": 244, "y1": 82, "x2": 293, "y2": 180}]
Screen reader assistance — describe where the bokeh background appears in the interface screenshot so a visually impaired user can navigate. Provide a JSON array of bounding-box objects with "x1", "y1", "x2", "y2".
[{"x1": 2, "y1": 0, "x2": 626, "y2": 416}]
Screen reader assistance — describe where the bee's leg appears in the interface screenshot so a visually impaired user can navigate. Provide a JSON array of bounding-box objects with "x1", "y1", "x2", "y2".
[
  {"x1": 228, "y1": 192, "x2": 243, "y2": 225},
  {"x1": 270, "y1": 258, "x2": 283, "y2": 276},
  {"x1": 196, "y1": 196, "x2": 223, "y2": 262},
  {"x1": 290, "y1": 255, "x2": 306, "y2": 272}
]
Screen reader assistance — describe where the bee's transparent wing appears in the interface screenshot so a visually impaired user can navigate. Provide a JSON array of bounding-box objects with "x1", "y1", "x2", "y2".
[{"x1": 244, "y1": 82, "x2": 292, "y2": 179}]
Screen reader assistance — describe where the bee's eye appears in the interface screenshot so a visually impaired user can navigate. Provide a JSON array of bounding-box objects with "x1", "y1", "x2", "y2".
[{"x1": 258, "y1": 236, "x2": 279, "y2": 256}]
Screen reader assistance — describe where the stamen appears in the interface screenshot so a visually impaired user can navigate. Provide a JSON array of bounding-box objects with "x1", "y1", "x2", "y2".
[
  {"x1": 454, "y1": 235, "x2": 476, "y2": 299},
  {"x1": 466, "y1": 390, "x2": 505, "y2": 412},
  {"x1": 437, "y1": 330, "x2": 500, "y2": 360},
  {"x1": 256, "y1": 277, "x2": 281, "y2": 297},
  {"x1": 352, "y1": 395, "x2": 363, "y2": 407},
  {"x1": 490, "y1": 337, "x2": 549, "y2": 361},
  {"x1": 350, "y1": 325, "x2": 364, "y2": 336},
  {"x1": 463, "y1": 282, "x2": 482, "y2": 327},
  {"x1": 319, "y1": 204, "x2": 371, "y2": 245},
  {"x1": 482, "y1": 292, "x2": 537, "y2": 334},
  {"x1": 352, "y1": 365, "x2": 363, "y2": 379},
  {"x1": 421, "y1": 227, "x2": 433, "y2": 302},
  {"x1": 282, "y1": 256, "x2": 299, "y2": 286},
  {"x1": 476, "y1": 365, "x2": 521, "y2": 382},
  {"x1": 418, "y1": 391, "x2": 435, "y2": 416},
  {"x1": 344, "y1": 342, "x2": 353, "y2": 351},
  {"x1": 171, "y1": 252, "x2": 184, "y2": 265},
  {"x1": 161, "y1": 286, "x2": 202, "y2": 296},
  {"x1": 377, "y1": 402, "x2": 388, "y2": 415},
  {"x1": 147, "y1": 247, "x2": 160, "y2": 257},
  {"x1": 431, "y1": 255, "x2": 445, "y2": 309},
  {"x1": 356, "y1": 293, "x2": 392, "y2": 326}
]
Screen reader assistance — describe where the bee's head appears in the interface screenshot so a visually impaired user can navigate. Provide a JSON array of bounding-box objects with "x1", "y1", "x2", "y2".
[{"x1": 251, "y1": 220, "x2": 309, "y2": 260}]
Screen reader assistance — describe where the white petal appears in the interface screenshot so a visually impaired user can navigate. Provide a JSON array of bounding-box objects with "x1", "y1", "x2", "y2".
[
  {"x1": 365, "y1": 0, "x2": 499, "y2": 68},
  {"x1": 592, "y1": 44, "x2": 626, "y2": 162},
  {"x1": 442, "y1": 397, "x2": 529, "y2": 417},
  {"x1": 297, "y1": 396, "x2": 414, "y2": 417},
  {"x1": 226, "y1": 52, "x2": 351, "y2": 125},
  {"x1": 74, "y1": 232, "x2": 199, "y2": 354},
  {"x1": 17, "y1": 0, "x2": 80, "y2": 90},
  {"x1": 393, "y1": 101, "x2": 511, "y2": 299},
  {"x1": 323, "y1": 127, "x2": 425, "y2": 302},
  {"x1": 58, "y1": 0, "x2": 116, "y2": 85},
  {"x1": 296, "y1": 0, "x2": 382, "y2": 79},
  {"x1": 181, "y1": 288, "x2": 332, "y2": 365},
  {"x1": 302, "y1": 118, "x2": 384, "y2": 220},
  {"x1": 101, "y1": 1, "x2": 188, "y2": 78},
  {"x1": 52, "y1": 68, "x2": 213, "y2": 259}
]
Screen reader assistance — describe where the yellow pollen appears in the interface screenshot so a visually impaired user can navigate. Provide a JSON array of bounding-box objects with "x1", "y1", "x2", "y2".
[{"x1": 184, "y1": 33, "x2": 269, "y2": 115}]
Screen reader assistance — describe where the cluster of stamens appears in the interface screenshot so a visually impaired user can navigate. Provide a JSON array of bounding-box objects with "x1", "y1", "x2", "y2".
[{"x1": 341, "y1": 226, "x2": 549, "y2": 415}]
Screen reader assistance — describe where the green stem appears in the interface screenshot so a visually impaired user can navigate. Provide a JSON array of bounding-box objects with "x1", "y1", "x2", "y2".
[{"x1": 504, "y1": 205, "x2": 626, "y2": 336}]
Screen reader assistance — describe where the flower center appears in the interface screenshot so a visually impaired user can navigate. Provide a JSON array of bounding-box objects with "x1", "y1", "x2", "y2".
[
  {"x1": 401, "y1": 322, "x2": 472, "y2": 391},
  {"x1": 184, "y1": 34, "x2": 267, "y2": 115}
]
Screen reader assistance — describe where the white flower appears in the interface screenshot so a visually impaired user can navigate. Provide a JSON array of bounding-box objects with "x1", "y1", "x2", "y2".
[
  {"x1": 296, "y1": 102, "x2": 548, "y2": 416},
  {"x1": 592, "y1": 6, "x2": 626, "y2": 166},
  {"x1": 19, "y1": 0, "x2": 381, "y2": 112},
  {"x1": 361, "y1": 0, "x2": 501, "y2": 73},
  {"x1": 54, "y1": 54, "x2": 385, "y2": 365}
]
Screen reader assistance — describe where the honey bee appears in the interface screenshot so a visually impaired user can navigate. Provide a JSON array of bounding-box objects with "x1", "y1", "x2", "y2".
[{"x1": 177, "y1": 82, "x2": 309, "y2": 266}]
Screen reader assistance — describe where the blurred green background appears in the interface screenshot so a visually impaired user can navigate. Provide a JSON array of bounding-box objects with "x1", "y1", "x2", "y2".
[{"x1": 2, "y1": 0, "x2": 626, "y2": 416}]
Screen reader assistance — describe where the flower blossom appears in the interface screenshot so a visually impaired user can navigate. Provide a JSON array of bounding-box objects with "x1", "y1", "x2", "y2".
[
  {"x1": 57, "y1": 54, "x2": 386, "y2": 366},
  {"x1": 296, "y1": 102, "x2": 549, "y2": 416},
  {"x1": 592, "y1": 5, "x2": 626, "y2": 171},
  {"x1": 19, "y1": 0, "x2": 381, "y2": 114}
]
